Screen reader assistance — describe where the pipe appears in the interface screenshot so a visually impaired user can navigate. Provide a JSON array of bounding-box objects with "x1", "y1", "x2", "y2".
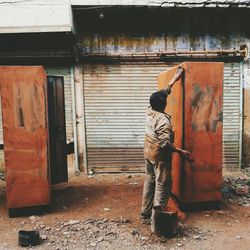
[
  {"x1": 81, "y1": 47, "x2": 248, "y2": 60},
  {"x1": 239, "y1": 61, "x2": 244, "y2": 169},
  {"x1": 70, "y1": 66, "x2": 79, "y2": 173},
  {"x1": 74, "y1": 64, "x2": 87, "y2": 173}
]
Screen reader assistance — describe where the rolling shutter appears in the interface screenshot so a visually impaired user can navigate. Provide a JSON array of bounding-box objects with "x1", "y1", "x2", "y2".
[
  {"x1": 223, "y1": 62, "x2": 242, "y2": 169},
  {"x1": 83, "y1": 63, "x2": 177, "y2": 173}
]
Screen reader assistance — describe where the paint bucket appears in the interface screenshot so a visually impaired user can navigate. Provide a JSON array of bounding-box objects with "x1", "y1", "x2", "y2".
[
  {"x1": 18, "y1": 230, "x2": 40, "y2": 247},
  {"x1": 151, "y1": 206, "x2": 178, "y2": 237}
]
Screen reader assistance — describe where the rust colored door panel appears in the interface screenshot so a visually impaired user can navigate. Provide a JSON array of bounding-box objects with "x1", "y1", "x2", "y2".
[
  {"x1": 0, "y1": 66, "x2": 50, "y2": 209},
  {"x1": 158, "y1": 62, "x2": 223, "y2": 203},
  {"x1": 182, "y1": 62, "x2": 223, "y2": 203}
]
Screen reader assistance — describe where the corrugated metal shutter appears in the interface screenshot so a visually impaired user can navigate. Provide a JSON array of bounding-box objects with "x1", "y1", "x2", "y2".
[
  {"x1": 45, "y1": 67, "x2": 73, "y2": 143},
  {"x1": 223, "y1": 62, "x2": 241, "y2": 169},
  {"x1": 83, "y1": 63, "x2": 177, "y2": 173}
]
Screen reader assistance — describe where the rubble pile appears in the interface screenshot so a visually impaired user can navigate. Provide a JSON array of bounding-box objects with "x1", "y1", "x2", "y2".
[
  {"x1": 0, "y1": 216, "x2": 213, "y2": 250},
  {"x1": 222, "y1": 176, "x2": 250, "y2": 206}
]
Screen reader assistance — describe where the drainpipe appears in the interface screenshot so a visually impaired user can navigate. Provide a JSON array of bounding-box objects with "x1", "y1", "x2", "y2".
[
  {"x1": 70, "y1": 66, "x2": 79, "y2": 173},
  {"x1": 239, "y1": 62, "x2": 244, "y2": 169},
  {"x1": 74, "y1": 64, "x2": 87, "y2": 173}
]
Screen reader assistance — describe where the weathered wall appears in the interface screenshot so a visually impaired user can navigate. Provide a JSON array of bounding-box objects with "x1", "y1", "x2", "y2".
[{"x1": 75, "y1": 8, "x2": 250, "y2": 53}]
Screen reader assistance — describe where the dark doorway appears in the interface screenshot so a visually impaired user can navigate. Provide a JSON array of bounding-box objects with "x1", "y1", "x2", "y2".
[{"x1": 47, "y1": 76, "x2": 68, "y2": 185}]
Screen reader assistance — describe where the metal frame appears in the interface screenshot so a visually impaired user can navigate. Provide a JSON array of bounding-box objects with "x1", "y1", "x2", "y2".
[
  {"x1": 239, "y1": 61, "x2": 244, "y2": 169},
  {"x1": 80, "y1": 48, "x2": 247, "y2": 61},
  {"x1": 71, "y1": 66, "x2": 79, "y2": 173},
  {"x1": 74, "y1": 64, "x2": 88, "y2": 173}
]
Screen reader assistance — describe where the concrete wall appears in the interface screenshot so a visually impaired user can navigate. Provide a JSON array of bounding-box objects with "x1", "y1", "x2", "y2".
[
  {"x1": 75, "y1": 7, "x2": 250, "y2": 53},
  {"x1": 0, "y1": 0, "x2": 73, "y2": 33}
]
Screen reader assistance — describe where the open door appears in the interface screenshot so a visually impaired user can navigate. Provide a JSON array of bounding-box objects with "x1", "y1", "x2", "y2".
[
  {"x1": 0, "y1": 66, "x2": 50, "y2": 209},
  {"x1": 158, "y1": 62, "x2": 223, "y2": 204},
  {"x1": 47, "y1": 76, "x2": 68, "y2": 185}
]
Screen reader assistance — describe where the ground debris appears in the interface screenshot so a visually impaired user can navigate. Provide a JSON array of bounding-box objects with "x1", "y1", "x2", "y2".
[{"x1": 222, "y1": 176, "x2": 250, "y2": 206}]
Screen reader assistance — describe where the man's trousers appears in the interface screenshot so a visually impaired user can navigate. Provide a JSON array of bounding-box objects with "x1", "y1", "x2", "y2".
[{"x1": 141, "y1": 158, "x2": 172, "y2": 219}]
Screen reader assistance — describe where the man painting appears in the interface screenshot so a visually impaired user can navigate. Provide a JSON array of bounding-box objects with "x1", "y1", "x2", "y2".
[{"x1": 141, "y1": 67, "x2": 191, "y2": 224}]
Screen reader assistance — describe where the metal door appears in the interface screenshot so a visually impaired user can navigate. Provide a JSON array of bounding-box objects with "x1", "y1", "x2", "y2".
[
  {"x1": 47, "y1": 76, "x2": 68, "y2": 185},
  {"x1": 159, "y1": 62, "x2": 223, "y2": 203},
  {"x1": 0, "y1": 66, "x2": 50, "y2": 209}
]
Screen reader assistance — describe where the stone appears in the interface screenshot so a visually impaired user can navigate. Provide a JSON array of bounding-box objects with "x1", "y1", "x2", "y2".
[
  {"x1": 29, "y1": 216, "x2": 38, "y2": 221},
  {"x1": 64, "y1": 220, "x2": 80, "y2": 226},
  {"x1": 97, "y1": 237, "x2": 104, "y2": 242},
  {"x1": 236, "y1": 235, "x2": 242, "y2": 239},
  {"x1": 129, "y1": 182, "x2": 138, "y2": 185},
  {"x1": 235, "y1": 186, "x2": 249, "y2": 196},
  {"x1": 131, "y1": 229, "x2": 139, "y2": 236},
  {"x1": 104, "y1": 208, "x2": 111, "y2": 211},
  {"x1": 90, "y1": 242, "x2": 97, "y2": 247},
  {"x1": 193, "y1": 235, "x2": 202, "y2": 240},
  {"x1": 41, "y1": 235, "x2": 47, "y2": 240}
]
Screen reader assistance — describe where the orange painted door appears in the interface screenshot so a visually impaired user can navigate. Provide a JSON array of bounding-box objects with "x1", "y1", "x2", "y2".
[
  {"x1": 0, "y1": 66, "x2": 50, "y2": 209},
  {"x1": 158, "y1": 62, "x2": 223, "y2": 203}
]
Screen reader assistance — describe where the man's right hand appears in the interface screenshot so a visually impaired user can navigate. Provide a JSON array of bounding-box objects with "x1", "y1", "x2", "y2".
[
  {"x1": 168, "y1": 66, "x2": 184, "y2": 88},
  {"x1": 173, "y1": 66, "x2": 184, "y2": 82}
]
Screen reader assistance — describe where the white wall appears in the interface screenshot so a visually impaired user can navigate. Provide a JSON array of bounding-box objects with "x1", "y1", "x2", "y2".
[
  {"x1": 70, "y1": 0, "x2": 250, "y2": 7},
  {"x1": 0, "y1": 0, "x2": 73, "y2": 33}
]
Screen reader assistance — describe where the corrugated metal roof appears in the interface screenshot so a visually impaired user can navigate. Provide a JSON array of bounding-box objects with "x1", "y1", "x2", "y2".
[{"x1": 71, "y1": 0, "x2": 250, "y2": 8}]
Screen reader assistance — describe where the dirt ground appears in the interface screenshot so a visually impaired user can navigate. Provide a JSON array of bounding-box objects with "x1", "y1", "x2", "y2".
[{"x1": 0, "y1": 172, "x2": 249, "y2": 250}]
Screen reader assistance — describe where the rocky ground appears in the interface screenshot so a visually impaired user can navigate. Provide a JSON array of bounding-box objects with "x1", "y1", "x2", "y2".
[{"x1": 0, "y1": 171, "x2": 249, "y2": 250}]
